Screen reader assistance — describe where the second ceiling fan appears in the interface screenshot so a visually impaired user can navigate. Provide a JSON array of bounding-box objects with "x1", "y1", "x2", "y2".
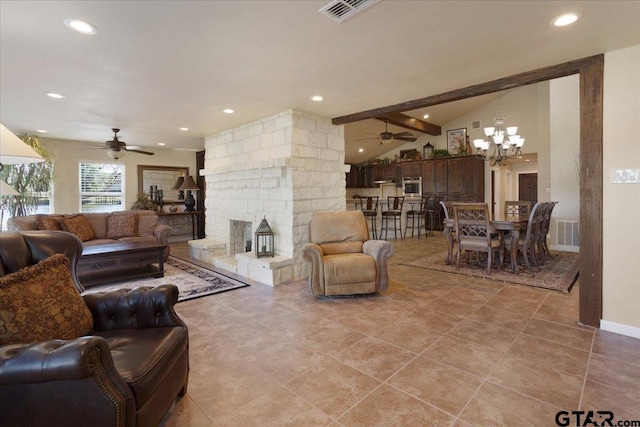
[{"x1": 357, "y1": 121, "x2": 417, "y2": 144}]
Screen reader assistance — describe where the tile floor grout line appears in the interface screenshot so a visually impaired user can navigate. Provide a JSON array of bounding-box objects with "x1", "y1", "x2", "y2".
[{"x1": 577, "y1": 330, "x2": 597, "y2": 411}]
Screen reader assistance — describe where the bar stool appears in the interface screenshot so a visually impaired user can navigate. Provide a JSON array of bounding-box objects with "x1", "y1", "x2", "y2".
[
  {"x1": 404, "y1": 196, "x2": 428, "y2": 238},
  {"x1": 381, "y1": 196, "x2": 404, "y2": 240},
  {"x1": 357, "y1": 196, "x2": 379, "y2": 239}
]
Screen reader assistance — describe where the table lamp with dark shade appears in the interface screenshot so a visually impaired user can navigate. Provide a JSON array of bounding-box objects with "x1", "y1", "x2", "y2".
[
  {"x1": 179, "y1": 175, "x2": 199, "y2": 212},
  {"x1": 171, "y1": 175, "x2": 185, "y2": 200}
]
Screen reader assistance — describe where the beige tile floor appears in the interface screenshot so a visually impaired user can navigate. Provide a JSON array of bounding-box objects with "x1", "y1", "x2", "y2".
[{"x1": 162, "y1": 236, "x2": 640, "y2": 426}]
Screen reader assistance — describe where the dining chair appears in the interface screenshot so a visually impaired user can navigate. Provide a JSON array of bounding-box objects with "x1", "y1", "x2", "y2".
[
  {"x1": 536, "y1": 201, "x2": 558, "y2": 262},
  {"x1": 502, "y1": 202, "x2": 542, "y2": 270},
  {"x1": 380, "y1": 196, "x2": 404, "y2": 240},
  {"x1": 440, "y1": 200, "x2": 456, "y2": 264},
  {"x1": 404, "y1": 196, "x2": 428, "y2": 239},
  {"x1": 504, "y1": 200, "x2": 532, "y2": 216},
  {"x1": 453, "y1": 203, "x2": 504, "y2": 274},
  {"x1": 356, "y1": 196, "x2": 379, "y2": 239}
]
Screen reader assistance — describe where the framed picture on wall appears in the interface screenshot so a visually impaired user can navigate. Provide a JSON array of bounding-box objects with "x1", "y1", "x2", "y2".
[{"x1": 447, "y1": 128, "x2": 467, "y2": 155}]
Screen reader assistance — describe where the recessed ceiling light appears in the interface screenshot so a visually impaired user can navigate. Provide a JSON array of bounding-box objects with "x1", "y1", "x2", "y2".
[
  {"x1": 158, "y1": 143, "x2": 166, "y2": 146},
  {"x1": 45, "y1": 92, "x2": 65, "y2": 99},
  {"x1": 63, "y1": 18, "x2": 98, "y2": 35},
  {"x1": 552, "y1": 13, "x2": 579, "y2": 27},
  {"x1": 358, "y1": 148, "x2": 364, "y2": 153},
  {"x1": 223, "y1": 109, "x2": 235, "y2": 114},
  {"x1": 311, "y1": 95, "x2": 324, "y2": 102},
  {"x1": 36, "y1": 129, "x2": 47, "y2": 133},
  {"x1": 423, "y1": 114, "x2": 430, "y2": 119},
  {"x1": 179, "y1": 127, "x2": 189, "y2": 131}
]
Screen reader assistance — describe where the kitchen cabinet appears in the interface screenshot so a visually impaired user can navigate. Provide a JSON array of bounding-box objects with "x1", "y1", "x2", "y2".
[
  {"x1": 372, "y1": 164, "x2": 395, "y2": 183},
  {"x1": 433, "y1": 159, "x2": 449, "y2": 195},
  {"x1": 346, "y1": 156, "x2": 484, "y2": 200}
]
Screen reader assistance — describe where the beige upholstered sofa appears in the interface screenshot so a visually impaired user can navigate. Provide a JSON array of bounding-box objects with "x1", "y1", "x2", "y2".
[
  {"x1": 7, "y1": 210, "x2": 171, "y2": 260},
  {"x1": 302, "y1": 211, "x2": 394, "y2": 296}
]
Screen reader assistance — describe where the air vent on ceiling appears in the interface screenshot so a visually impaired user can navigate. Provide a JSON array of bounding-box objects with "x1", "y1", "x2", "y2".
[
  {"x1": 472, "y1": 120, "x2": 481, "y2": 129},
  {"x1": 319, "y1": 0, "x2": 380, "y2": 23}
]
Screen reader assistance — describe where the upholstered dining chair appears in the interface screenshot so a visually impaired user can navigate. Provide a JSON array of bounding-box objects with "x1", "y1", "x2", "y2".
[
  {"x1": 535, "y1": 201, "x2": 558, "y2": 263},
  {"x1": 453, "y1": 203, "x2": 504, "y2": 274},
  {"x1": 302, "y1": 211, "x2": 394, "y2": 296}
]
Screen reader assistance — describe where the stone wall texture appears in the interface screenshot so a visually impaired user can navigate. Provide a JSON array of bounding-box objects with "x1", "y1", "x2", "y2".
[{"x1": 201, "y1": 110, "x2": 347, "y2": 280}]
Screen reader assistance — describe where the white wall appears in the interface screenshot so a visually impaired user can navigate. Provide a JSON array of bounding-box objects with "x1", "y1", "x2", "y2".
[
  {"x1": 41, "y1": 138, "x2": 198, "y2": 214},
  {"x1": 602, "y1": 44, "x2": 640, "y2": 334}
]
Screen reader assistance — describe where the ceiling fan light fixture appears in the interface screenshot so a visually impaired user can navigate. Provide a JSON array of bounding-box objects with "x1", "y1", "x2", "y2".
[{"x1": 107, "y1": 149, "x2": 125, "y2": 160}]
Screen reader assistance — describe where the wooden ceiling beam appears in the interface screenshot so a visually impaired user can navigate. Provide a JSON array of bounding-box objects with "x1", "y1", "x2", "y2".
[
  {"x1": 332, "y1": 55, "x2": 602, "y2": 125},
  {"x1": 375, "y1": 112, "x2": 441, "y2": 136}
]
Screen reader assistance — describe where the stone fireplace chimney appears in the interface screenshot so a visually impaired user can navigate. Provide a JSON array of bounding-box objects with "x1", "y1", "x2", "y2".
[{"x1": 190, "y1": 110, "x2": 348, "y2": 285}]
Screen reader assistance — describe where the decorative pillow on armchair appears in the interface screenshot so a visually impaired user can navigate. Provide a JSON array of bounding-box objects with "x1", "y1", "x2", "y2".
[
  {"x1": 0, "y1": 254, "x2": 94, "y2": 345},
  {"x1": 60, "y1": 214, "x2": 96, "y2": 241},
  {"x1": 106, "y1": 214, "x2": 138, "y2": 239}
]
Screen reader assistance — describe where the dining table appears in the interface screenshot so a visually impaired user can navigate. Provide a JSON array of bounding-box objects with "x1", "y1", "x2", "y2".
[{"x1": 443, "y1": 213, "x2": 529, "y2": 273}]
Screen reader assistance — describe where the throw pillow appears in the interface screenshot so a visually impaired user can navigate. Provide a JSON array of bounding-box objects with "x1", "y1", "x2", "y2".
[
  {"x1": 106, "y1": 214, "x2": 138, "y2": 239},
  {"x1": 137, "y1": 214, "x2": 157, "y2": 237},
  {"x1": 37, "y1": 214, "x2": 64, "y2": 230},
  {"x1": 0, "y1": 254, "x2": 94, "y2": 346},
  {"x1": 60, "y1": 215, "x2": 95, "y2": 241}
]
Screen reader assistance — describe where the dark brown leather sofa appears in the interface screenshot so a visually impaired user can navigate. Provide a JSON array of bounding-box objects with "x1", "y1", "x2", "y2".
[{"x1": 0, "y1": 231, "x2": 189, "y2": 427}]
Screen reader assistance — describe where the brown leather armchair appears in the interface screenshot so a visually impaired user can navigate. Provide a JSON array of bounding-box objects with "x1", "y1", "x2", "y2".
[
  {"x1": 302, "y1": 211, "x2": 394, "y2": 296},
  {"x1": 0, "y1": 231, "x2": 189, "y2": 427}
]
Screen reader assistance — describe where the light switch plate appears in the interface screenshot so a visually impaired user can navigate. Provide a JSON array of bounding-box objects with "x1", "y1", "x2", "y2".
[{"x1": 610, "y1": 169, "x2": 640, "y2": 184}]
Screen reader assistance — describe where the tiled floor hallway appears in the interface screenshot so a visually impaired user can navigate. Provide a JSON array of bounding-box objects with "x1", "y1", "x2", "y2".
[{"x1": 162, "y1": 235, "x2": 640, "y2": 426}]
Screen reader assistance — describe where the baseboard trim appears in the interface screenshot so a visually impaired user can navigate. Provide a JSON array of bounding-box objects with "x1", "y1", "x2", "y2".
[{"x1": 600, "y1": 320, "x2": 640, "y2": 339}]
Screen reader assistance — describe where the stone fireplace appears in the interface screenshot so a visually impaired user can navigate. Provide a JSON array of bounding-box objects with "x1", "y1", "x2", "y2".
[{"x1": 189, "y1": 110, "x2": 348, "y2": 286}]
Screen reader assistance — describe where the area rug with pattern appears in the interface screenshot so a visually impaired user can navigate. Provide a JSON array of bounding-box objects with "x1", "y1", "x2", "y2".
[
  {"x1": 82, "y1": 256, "x2": 249, "y2": 302},
  {"x1": 401, "y1": 250, "x2": 579, "y2": 293}
]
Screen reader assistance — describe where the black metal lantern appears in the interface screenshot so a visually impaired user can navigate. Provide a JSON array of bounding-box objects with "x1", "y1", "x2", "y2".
[{"x1": 255, "y1": 217, "x2": 274, "y2": 258}]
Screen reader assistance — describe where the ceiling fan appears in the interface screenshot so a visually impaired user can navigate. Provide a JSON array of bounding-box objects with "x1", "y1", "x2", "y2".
[
  {"x1": 105, "y1": 128, "x2": 154, "y2": 159},
  {"x1": 357, "y1": 121, "x2": 418, "y2": 144}
]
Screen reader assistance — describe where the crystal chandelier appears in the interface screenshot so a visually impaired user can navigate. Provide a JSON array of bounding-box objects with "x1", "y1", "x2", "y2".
[{"x1": 472, "y1": 116, "x2": 525, "y2": 166}]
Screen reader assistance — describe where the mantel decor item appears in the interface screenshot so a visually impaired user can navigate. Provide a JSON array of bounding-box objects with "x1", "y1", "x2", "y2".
[
  {"x1": 179, "y1": 175, "x2": 199, "y2": 212},
  {"x1": 255, "y1": 217, "x2": 274, "y2": 258},
  {"x1": 472, "y1": 115, "x2": 525, "y2": 166},
  {"x1": 423, "y1": 142, "x2": 434, "y2": 159},
  {"x1": 447, "y1": 128, "x2": 467, "y2": 155}
]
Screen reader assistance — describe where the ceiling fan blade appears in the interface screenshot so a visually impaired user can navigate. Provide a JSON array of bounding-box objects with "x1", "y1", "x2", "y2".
[
  {"x1": 354, "y1": 137, "x2": 380, "y2": 141},
  {"x1": 393, "y1": 132, "x2": 414, "y2": 138},
  {"x1": 125, "y1": 148, "x2": 155, "y2": 155},
  {"x1": 394, "y1": 136, "x2": 418, "y2": 142}
]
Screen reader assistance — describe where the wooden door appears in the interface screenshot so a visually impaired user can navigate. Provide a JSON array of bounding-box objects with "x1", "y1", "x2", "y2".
[{"x1": 519, "y1": 173, "x2": 538, "y2": 202}]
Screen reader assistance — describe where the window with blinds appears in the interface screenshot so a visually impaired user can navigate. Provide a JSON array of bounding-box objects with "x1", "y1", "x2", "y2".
[{"x1": 79, "y1": 162, "x2": 125, "y2": 213}]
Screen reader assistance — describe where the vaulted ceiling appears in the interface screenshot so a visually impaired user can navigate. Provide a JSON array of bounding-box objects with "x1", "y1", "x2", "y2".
[{"x1": 1, "y1": 1, "x2": 639, "y2": 162}]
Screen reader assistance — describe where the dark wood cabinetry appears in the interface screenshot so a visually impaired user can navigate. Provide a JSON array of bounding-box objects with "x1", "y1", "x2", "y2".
[
  {"x1": 348, "y1": 156, "x2": 484, "y2": 201},
  {"x1": 372, "y1": 164, "x2": 395, "y2": 183}
]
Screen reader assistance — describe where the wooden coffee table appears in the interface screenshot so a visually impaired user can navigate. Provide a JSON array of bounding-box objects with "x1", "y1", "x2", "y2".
[{"x1": 77, "y1": 241, "x2": 167, "y2": 289}]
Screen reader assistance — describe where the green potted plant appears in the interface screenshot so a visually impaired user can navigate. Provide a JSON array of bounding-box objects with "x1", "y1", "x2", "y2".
[{"x1": 131, "y1": 192, "x2": 158, "y2": 211}]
